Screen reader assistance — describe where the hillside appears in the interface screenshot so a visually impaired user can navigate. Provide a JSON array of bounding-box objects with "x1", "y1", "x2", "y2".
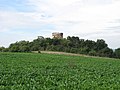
[{"x1": 1, "y1": 36, "x2": 120, "y2": 59}]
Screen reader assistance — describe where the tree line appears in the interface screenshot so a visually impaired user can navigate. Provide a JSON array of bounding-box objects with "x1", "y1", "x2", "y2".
[{"x1": 0, "y1": 36, "x2": 120, "y2": 59}]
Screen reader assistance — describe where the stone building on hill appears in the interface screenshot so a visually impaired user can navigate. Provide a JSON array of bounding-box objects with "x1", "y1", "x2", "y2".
[{"x1": 52, "y1": 32, "x2": 63, "y2": 39}]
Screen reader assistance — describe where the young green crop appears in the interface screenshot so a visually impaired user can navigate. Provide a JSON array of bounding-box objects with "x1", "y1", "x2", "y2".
[{"x1": 0, "y1": 52, "x2": 120, "y2": 90}]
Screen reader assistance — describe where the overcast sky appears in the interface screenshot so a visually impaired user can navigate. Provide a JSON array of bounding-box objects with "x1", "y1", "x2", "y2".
[{"x1": 0, "y1": 0, "x2": 120, "y2": 49}]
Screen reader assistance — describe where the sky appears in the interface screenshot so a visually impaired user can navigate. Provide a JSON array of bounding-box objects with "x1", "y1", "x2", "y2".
[{"x1": 0, "y1": 0, "x2": 120, "y2": 49}]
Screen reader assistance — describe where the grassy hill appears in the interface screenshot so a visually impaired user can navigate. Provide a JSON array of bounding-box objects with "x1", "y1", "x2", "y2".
[{"x1": 0, "y1": 52, "x2": 120, "y2": 90}]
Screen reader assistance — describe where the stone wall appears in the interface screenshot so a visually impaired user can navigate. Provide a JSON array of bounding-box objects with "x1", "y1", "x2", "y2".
[{"x1": 52, "y1": 32, "x2": 63, "y2": 39}]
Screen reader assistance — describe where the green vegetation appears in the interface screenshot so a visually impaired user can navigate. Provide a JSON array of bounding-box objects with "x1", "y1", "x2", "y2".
[
  {"x1": 0, "y1": 52, "x2": 120, "y2": 90},
  {"x1": 1, "y1": 36, "x2": 120, "y2": 58}
]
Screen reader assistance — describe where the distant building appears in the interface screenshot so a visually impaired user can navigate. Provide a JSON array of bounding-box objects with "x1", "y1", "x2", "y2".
[{"x1": 52, "y1": 32, "x2": 63, "y2": 39}]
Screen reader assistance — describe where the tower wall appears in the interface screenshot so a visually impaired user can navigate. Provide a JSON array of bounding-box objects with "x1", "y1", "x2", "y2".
[{"x1": 52, "y1": 32, "x2": 63, "y2": 39}]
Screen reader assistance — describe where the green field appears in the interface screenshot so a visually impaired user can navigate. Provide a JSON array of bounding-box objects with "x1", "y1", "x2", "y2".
[{"x1": 0, "y1": 53, "x2": 120, "y2": 90}]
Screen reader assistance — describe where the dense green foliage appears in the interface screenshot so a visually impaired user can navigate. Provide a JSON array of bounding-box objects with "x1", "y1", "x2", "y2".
[
  {"x1": 114, "y1": 48, "x2": 120, "y2": 58},
  {"x1": 0, "y1": 53, "x2": 120, "y2": 90},
  {"x1": 0, "y1": 36, "x2": 120, "y2": 58}
]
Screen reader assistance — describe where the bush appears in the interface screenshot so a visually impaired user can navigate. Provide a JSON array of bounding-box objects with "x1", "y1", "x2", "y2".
[
  {"x1": 38, "y1": 50, "x2": 41, "y2": 53},
  {"x1": 89, "y1": 50, "x2": 96, "y2": 56}
]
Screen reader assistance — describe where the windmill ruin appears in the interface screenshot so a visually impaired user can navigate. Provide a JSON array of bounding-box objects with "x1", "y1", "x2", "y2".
[{"x1": 52, "y1": 32, "x2": 63, "y2": 39}]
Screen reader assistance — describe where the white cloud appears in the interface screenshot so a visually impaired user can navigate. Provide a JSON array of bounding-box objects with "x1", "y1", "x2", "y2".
[{"x1": 0, "y1": 11, "x2": 52, "y2": 32}]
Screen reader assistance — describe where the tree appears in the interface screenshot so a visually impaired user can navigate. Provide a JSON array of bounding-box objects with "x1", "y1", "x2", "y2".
[
  {"x1": 0, "y1": 47, "x2": 5, "y2": 52},
  {"x1": 114, "y1": 48, "x2": 120, "y2": 58},
  {"x1": 9, "y1": 45, "x2": 19, "y2": 52},
  {"x1": 98, "y1": 47, "x2": 113, "y2": 57},
  {"x1": 70, "y1": 48, "x2": 78, "y2": 53},
  {"x1": 52, "y1": 38, "x2": 61, "y2": 46},
  {"x1": 9, "y1": 41, "x2": 30, "y2": 52},
  {"x1": 95, "y1": 39, "x2": 108, "y2": 51},
  {"x1": 67, "y1": 36, "x2": 79, "y2": 48},
  {"x1": 89, "y1": 50, "x2": 97, "y2": 56}
]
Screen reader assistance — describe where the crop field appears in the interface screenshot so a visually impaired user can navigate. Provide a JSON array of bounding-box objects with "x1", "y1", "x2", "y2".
[{"x1": 0, "y1": 53, "x2": 120, "y2": 90}]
